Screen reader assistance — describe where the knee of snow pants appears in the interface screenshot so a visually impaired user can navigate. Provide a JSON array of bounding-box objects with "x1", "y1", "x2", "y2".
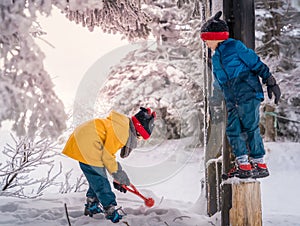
[{"x1": 79, "y1": 162, "x2": 117, "y2": 207}]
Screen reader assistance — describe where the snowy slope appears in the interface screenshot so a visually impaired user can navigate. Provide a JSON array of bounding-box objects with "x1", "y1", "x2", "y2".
[{"x1": 0, "y1": 141, "x2": 299, "y2": 226}]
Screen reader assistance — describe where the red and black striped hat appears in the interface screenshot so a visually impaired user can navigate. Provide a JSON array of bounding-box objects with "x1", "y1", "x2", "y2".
[
  {"x1": 200, "y1": 11, "x2": 229, "y2": 41},
  {"x1": 132, "y1": 107, "x2": 156, "y2": 140}
]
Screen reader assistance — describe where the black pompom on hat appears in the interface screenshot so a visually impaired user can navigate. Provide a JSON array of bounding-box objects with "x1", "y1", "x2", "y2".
[
  {"x1": 200, "y1": 11, "x2": 229, "y2": 41},
  {"x1": 132, "y1": 107, "x2": 156, "y2": 140}
]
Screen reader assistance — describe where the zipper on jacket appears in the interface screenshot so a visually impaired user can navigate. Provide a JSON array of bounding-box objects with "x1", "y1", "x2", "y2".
[{"x1": 217, "y1": 48, "x2": 230, "y2": 81}]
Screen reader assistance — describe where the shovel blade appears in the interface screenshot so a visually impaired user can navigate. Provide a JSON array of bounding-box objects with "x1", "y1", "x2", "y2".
[{"x1": 145, "y1": 198, "x2": 155, "y2": 207}]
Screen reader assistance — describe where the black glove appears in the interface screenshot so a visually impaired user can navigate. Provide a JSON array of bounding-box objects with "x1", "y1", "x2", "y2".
[
  {"x1": 112, "y1": 162, "x2": 130, "y2": 186},
  {"x1": 266, "y1": 75, "x2": 281, "y2": 105},
  {"x1": 113, "y1": 181, "x2": 127, "y2": 193}
]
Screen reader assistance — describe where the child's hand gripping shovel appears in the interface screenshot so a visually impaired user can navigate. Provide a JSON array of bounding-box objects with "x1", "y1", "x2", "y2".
[
  {"x1": 114, "y1": 180, "x2": 154, "y2": 207},
  {"x1": 122, "y1": 183, "x2": 155, "y2": 207}
]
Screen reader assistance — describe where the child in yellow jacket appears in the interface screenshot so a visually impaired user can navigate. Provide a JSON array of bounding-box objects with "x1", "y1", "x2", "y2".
[{"x1": 62, "y1": 107, "x2": 156, "y2": 223}]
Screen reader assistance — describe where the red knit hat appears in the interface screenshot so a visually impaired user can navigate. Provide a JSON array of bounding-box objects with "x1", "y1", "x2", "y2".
[
  {"x1": 132, "y1": 107, "x2": 156, "y2": 140},
  {"x1": 200, "y1": 11, "x2": 229, "y2": 41}
]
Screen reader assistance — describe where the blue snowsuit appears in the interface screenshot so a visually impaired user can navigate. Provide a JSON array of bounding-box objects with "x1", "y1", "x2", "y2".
[{"x1": 212, "y1": 38, "x2": 271, "y2": 159}]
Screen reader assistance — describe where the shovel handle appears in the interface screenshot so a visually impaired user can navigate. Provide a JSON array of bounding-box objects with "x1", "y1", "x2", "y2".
[
  {"x1": 113, "y1": 180, "x2": 139, "y2": 195},
  {"x1": 122, "y1": 184, "x2": 145, "y2": 199},
  {"x1": 114, "y1": 180, "x2": 155, "y2": 207}
]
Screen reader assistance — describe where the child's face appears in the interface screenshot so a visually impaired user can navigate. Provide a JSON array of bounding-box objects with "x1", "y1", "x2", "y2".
[{"x1": 204, "y1": 40, "x2": 222, "y2": 51}]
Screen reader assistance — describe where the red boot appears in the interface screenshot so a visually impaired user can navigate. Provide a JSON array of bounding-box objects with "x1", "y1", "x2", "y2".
[
  {"x1": 251, "y1": 162, "x2": 270, "y2": 178},
  {"x1": 224, "y1": 163, "x2": 253, "y2": 179}
]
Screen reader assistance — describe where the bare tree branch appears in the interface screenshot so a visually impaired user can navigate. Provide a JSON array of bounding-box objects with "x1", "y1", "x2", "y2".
[{"x1": 0, "y1": 134, "x2": 62, "y2": 198}]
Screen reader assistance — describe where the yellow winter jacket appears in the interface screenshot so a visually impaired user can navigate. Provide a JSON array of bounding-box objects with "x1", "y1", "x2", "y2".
[{"x1": 62, "y1": 111, "x2": 129, "y2": 174}]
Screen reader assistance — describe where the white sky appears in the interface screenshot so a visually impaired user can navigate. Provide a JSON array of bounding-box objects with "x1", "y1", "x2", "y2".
[{"x1": 35, "y1": 7, "x2": 129, "y2": 109}]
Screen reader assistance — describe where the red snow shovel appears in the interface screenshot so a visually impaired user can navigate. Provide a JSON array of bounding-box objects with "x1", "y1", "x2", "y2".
[{"x1": 122, "y1": 183, "x2": 155, "y2": 207}]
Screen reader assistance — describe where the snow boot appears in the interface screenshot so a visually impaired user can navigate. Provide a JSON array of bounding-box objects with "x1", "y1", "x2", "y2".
[
  {"x1": 251, "y1": 162, "x2": 270, "y2": 178},
  {"x1": 84, "y1": 197, "x2": 102, "y2": 217},
  {"x1": 104, "y1": 205, "x2": 124, "y2": 223},
  {"x1": 223, "y1": 163, "x2": 253, "y2": 179}
]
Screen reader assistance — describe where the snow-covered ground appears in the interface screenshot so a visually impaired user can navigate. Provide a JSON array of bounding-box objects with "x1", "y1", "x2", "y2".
[
  {"x1": 261, "y1": 142, "x2": 300, "y2": 226},
  {"x1": 0, "y1": 140, "x2": 299, "y2": 226}
]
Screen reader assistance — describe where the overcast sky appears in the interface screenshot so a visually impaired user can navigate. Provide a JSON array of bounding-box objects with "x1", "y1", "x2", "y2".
[{"x1": 36, "y1": 8, "x2": 129, "y2": 109}]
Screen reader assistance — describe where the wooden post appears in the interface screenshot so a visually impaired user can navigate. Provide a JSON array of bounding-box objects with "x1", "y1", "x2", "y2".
[
  {"x1": 223, "y1": 0, "x2": 255, "y2": 49},
  {"x1": 264, "y1": 104, "x2": 277, "y2": 141},
  {"x1": 206, "y1": 161, "x2": 218, "y2": 215},
  {"x1": 202, "y1": 0, "x2": 222, "y2": 217},
  {"x1": 221, "y1": 137, "x2": 232, "y2": 226},
  {"x1": 221, "y1": 1, "x2": 263, "y2": 226},
  {"x1": 230, "y1": 181, "x2": 262, "y2": 226}
]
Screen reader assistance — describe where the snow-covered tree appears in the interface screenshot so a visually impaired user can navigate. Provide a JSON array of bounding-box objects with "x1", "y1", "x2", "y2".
[
  {"x1": 0, "y1": 0, "x2": 164, "y2": 140},
  {"x1": 0, "y1": 1, "x2": 66, "y2": 139},
  {"x1": 2, "y1": 0, "x2": 299, "y2": 143},
  {"x1": 92, "y1": 0, "x2": 204, "y2": 145},
  {"x1": 54, "y1": 0, "x2": 151, "y2": 40},
  {"x1": 255, "y1": 0, "x2": 300, "y2": 71},
  {"x1": 255, "y1": 0, "x2": 300, "y2": 141}
]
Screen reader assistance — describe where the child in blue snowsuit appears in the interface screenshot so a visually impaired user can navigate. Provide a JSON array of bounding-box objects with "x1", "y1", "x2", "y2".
[{"x1": 200, "y1": 11, "x2": 281, "y2": 178}]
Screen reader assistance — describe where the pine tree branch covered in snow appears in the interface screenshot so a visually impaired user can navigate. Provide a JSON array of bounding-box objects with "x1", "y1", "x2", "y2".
[
  {"x1": 0, "y1": 1, "x2": 67, "y2": 139},
  {"x1": 94, "y1": 0, "x2": 204, "y2": 144},
  {"x1": 255, "y1": 0, "x2": 300, "y2": 71},
  {"x1": 0, "y1": 135, "x2": 62, "y2": 198},
  {"x1": 54, "y1": 0, "x2": 151, "y2": 40}
]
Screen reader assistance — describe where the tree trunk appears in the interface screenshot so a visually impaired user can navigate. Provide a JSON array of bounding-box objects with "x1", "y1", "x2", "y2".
[{"x1": 229, "y1": 181, "x2": 262, "y2": 226}]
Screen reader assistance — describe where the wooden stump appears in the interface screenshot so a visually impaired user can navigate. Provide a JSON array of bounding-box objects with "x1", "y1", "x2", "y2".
[{"x1": 229, "y1": 181, "x2": 262, "y2": 226}]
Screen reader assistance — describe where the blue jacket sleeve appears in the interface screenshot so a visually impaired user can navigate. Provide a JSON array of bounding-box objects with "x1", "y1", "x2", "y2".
[{"x1": 236, "y1": 41, "x2": 271, "y2": 83}]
